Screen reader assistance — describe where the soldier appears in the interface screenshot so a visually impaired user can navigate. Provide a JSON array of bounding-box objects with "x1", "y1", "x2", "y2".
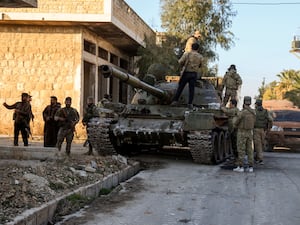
[
  {"x1": 253, "y1": 99, "x2": 273, "y2": 165},
  {"x1": 42, "y1": 96, "x2": 61, "y2": 147},
  {"x1": 221, "y1": 99, "x2": 239, "y2": 160},
  {"x1": 221, "y1": 64, "x2": 242, "y2": 106},
  {"x1": 82, "y1": 96, "x2": 99, "y2": 155},
  {"x1": 97, "y1": 93, "x2": 111, "y2": 108},
  {"x1": 171, "y1": 43, "x2": 204, "y2": 109},
  {"x1": 54, "y1": 97, "x2": 79, "y2": 155},
  {"x1": 233, "y1": 96, "x2": 256, "y2": 173},
  {"x1": 184, "y1": 30, "x2": 201, "y2": 53},
  {"x1": 3, "y1": 93, "x2": 31, "y2": 146}
]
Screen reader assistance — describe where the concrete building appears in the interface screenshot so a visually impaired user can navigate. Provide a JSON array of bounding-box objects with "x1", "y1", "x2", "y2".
[{"x1": 0, "y1": 0, "x2": 155, "y2": 138}]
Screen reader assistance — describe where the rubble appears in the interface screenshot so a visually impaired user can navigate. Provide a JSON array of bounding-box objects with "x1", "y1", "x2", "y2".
[{"x1": 0, "y1": 154, "x2": 132, "y2": 224}]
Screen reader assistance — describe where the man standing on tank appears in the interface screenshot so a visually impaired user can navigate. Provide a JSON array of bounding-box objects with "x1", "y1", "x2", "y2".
[
  {"x1": 221, "y1": 65, "x2": 242, "y2": 106},
  {"x1": 233, "y1": 96, "x2": 256, "y2": 173},
  {"x1": 184, "y1": 30, "x2": 201, "y2": 53},
  {"x1": 82, "y1": 96, "x2": 99, "y2": 155},
  {"x1": 171, "y1": 43, "x2": 203, "y2": 109},
  {"x1": 55, "y1": 97, "x2": 79, "y2": 155},
  {"x1": 253, "y1": 99, "x2": 273, "y2": 165},
  {"x1": 43, "y1": 96, "x2": 61, "y2": 147}
]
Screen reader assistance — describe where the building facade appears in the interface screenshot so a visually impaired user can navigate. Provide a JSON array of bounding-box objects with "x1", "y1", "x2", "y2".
[{"x1": 0, "y1": 0, "x2": 155, "y2": 137}]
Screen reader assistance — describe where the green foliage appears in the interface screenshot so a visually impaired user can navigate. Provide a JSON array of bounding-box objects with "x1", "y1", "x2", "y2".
[
  {"x1": 99, "y1": 188, "x2": 112, "y2": 196},
  {"x1": 160, "y1": 0, "x2": 236, "y2": 59},
  {"x1": 263, "y1": 81, "x2": 278, "y2": 100},
  {"x1": 66, "y1": 193, "x2": 89, "y2": 203},
  {"x1": 257, "y1": 77, "x2": 266, "y2": 99},
  {"x1": 263, "y1": 69, "x2": 300, "y2": 107},
  {"x1": 285, "y1": 89, "x2": 300, "y2": 108},
  {"x1": 136, "y1": 34, "x2": 180, "y2": 76},
  {"x1": 136, "y1": 0, "x2": 236, "y2": 78}
]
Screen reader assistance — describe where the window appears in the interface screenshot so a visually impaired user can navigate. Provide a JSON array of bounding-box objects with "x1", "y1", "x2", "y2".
[
  {"x1": 84, "y1": 40, "x2": 96, "y2": 55},
  {"x1": 110, "y1": 53, "x2": 118, "y2": 66},
  {"x1": 120, "y1": 58, "x2": 128, "y2": 70},
  {"x1": 98, "y1": 47, "x2": 108, "y2": 60}
]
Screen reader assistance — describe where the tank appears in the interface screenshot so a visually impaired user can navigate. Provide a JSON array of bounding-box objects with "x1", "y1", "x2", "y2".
[{"x1": 88, "y1": 65, "x2": 232, "y2": 164}]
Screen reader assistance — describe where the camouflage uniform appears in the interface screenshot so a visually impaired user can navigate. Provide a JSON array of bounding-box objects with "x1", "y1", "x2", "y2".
[
  {"x1": 172, "y1": 43, "x2": 203, "y2": 106},
  {"x1": 3, "y1": 93, "x2": 31, "y2": 146},
  {"x1": 222, "y1": 65, "x2": 242, "y2": 105},
  {"x1": 254, "y1": 100, "x2": 273, "y2": 163},
  {"x1": 82, "y1": 101, "x2": 99, "y2": 154},
  {"x1": 55, "y1": 97, "x2": 79, "y2": 155},
  {"x1": 234, "y1": 101, "x2": 256, "y2": 168},
  {"x1": 221, "y1": 103, "x2": 239, "y2": 159},
  {"x1": 184, "y1": 30, "x2": 201, "y2": 53}
]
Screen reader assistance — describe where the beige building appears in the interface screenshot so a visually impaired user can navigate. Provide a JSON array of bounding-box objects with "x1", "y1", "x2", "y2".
[{"x1": 0, "y1": 0, "x2": 155, "y2": 138}]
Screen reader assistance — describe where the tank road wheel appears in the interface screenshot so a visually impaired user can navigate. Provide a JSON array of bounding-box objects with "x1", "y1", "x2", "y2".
[
  {"x1": 87, "y1": 118, "x2": 116, "y2": 156},
  {"x1": 188, "y1": 130, "x2": 215, "y2": 164}
]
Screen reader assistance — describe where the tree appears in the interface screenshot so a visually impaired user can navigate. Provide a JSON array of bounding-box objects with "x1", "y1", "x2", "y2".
[
  {"x1": 160, "y1": 0, "x2": 236, "y2": 61},
  {"x1": 136, "y1": 34, "x2": 181, "y2": 77},
  {"x1": 135, "y1": 0, "x2": 236, "y2": 78},
  {"x1": 263, "y1": 81, "x2": 278, "y2": 100},
  {"x1": 276, "y1": 70, "x2": 300, "y2": 98},
  {"x1": 257, "y1": 77, "x2": 266, "y2": 99},
  {"x1": 263, "y1": 69, "x2": 300, "y2": 107}
]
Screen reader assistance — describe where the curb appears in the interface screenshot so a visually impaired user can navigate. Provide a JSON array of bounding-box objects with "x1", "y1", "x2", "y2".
[{"x1": 5, "y1": 162, "x2": 140, "y2": 225}]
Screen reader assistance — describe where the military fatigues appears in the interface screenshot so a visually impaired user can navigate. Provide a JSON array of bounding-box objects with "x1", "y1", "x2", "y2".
[
  {"x1": 4, "y1": 101, "x2": 31, "y2": 146},
  {"x1": 222, "y1": 70, "x2": 242, "y2": 105},
  {"x1": 55, "y1": 107, "x2": 79, "y2": 154},
  {"x1": 221, "y1": 106, "x2": 239, "y2": 158},
  {"x1": 254, "y1": 107, "x2": 273, "y2": 162},
  {"x1": 173, "y1": 50, "x2": 203, "y2": 105},
  {"x1": 234, "y1": 105, "x2": 256, "y2": 167},
  {"x1": 82, "y1": 103, "x2": 99, "y2": 154},
  {"x1": 184, "y1": 36, "x2": 198, "y2": 53}
]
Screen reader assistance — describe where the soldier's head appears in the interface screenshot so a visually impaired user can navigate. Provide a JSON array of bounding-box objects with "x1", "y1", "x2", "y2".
[
  {"x1": 228, "y1": 64, "x2": 236, "y2": 71},
  {"x1": 230, "y1": 99, "x2": 237, "y2": 107},
  {"x1": 21, "y1": 93, "x2": 29, "y2": 101},
  {"x1": 243, "y1": 96, "x2": 251, "y2": 106},
  {"x1": 50, "y1": 96, "x2": 57, "y2": 105},
  {"x1": 255, "y1": 99, "x2": 262, "y2": 107},
  {"x1": 192, "y1": 43, "x2": 200, "y2": 51},
  {"x1": 194, "y1": 30, "x2": 201, "y2": 39},
  {"x1": 65, "y1": 97, "x2": 72, "y2": 108},
  {"x1": 87, "y1": 96, "x2": 94, "y2": 105}
]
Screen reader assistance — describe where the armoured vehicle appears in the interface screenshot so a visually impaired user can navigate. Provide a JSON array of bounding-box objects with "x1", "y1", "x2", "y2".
[{"x1": 88, "y1": 65, "x2": 232, "y2": 164}]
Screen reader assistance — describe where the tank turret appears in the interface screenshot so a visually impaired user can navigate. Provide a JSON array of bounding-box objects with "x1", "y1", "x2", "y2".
[
  {"x1": 99, "y1": 65, "x2": 221, "y2": 108},
  {"x1": 89, "y1": 64, "x2": 231, "y2": 165}
]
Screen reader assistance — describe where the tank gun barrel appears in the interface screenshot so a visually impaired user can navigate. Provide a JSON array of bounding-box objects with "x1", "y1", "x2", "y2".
[{"x1": 99, "y1": 65, "x2": 167, "y2": 99}]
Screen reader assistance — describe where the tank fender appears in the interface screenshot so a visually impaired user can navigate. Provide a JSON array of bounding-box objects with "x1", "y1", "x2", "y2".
[{"x1": 183, "y1": 111, "x2": 216, "y2": 131}]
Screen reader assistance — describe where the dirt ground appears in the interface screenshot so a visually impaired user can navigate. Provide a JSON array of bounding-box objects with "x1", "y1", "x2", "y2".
[{"x1": 0, "y1": 149, "x2": 133, "y2": 224}]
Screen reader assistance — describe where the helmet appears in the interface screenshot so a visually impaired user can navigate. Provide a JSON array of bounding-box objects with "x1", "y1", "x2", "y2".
[
  {"x1": 243, "y1": 96, "x2": 251, "y2": 105},
  {"x1": 255, "y1": 99, "x2": 262, "y2": 106},
  {"x1": 228, "y1": 64, "x2": 236, "y2": 71}
]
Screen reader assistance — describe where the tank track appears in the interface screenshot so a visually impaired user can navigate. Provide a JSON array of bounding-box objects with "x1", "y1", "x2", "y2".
[
  {"x1": 188, "y1": 130, "x2": 214, "y2": 164},
  {"x1": 87, "y1": 118, "x2": 116, "y2": 156}
]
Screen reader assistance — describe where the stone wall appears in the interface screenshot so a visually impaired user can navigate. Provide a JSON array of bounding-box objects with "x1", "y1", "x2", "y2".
[
  {"x1": 0, "y1": 0, "x2": 105, "y2": 14},
  {"x1": 0, "y1": 25, "x2": 83, "y2": 137}
]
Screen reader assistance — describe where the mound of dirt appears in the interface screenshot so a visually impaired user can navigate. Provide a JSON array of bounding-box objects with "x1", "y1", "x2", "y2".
[{"x1": 0, "y1": 154, "x2": 131, "y2": 224}]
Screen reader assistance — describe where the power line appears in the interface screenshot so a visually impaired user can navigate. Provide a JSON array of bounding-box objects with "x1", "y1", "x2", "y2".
[{"x1": 232, "y1": 2, "x2": 300, "y2": 5}]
